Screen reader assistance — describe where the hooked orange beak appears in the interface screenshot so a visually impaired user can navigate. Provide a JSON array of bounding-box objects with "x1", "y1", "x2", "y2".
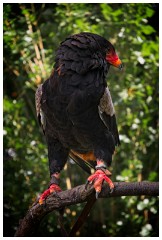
[{"x1": 106, "y1": 53, "x2": 123, "y2": 70}]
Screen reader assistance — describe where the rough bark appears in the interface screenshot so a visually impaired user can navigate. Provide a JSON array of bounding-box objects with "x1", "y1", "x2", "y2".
[{"x1": 15, "y1": 181, "x2": 159, "y2": 237}]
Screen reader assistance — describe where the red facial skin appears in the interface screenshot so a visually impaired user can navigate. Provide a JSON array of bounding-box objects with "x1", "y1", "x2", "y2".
[{"x1": 106, "y1": 51, "x2": 122, "y2": 68}]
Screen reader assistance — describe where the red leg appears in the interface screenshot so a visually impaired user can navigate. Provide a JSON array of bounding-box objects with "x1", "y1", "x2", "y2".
[{"x1": 39, "y1": 173, "x2": 62, "y2": 205}]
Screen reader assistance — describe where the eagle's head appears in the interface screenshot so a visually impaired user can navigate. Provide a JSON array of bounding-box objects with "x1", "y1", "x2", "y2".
[
  {"x1": 55, "y1": 32, "x2": 123, "y2": 75},
  {"x1": 81, "y1": 32, "x2": 123, "y2": 70}
]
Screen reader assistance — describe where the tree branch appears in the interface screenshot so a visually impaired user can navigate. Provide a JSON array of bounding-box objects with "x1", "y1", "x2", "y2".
[{"x1": 15, "y1": 181, "x2": 159, "y2": 237}]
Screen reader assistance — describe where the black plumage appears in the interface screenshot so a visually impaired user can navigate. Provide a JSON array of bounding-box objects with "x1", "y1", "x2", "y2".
[{"x1": 35, "y1": 32, "x2": 120, "y2": 176}]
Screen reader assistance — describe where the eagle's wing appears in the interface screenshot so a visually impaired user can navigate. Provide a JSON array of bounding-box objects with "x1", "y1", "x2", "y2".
[
  {"x1": 35, "y1": 84, "x2": 46, "y2": 133},
  {"x1": 98, "y1": 87, "x2": 120, "y2": 146}
]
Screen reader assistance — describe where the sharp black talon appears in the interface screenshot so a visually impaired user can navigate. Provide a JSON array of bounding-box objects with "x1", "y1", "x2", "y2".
[
  {"x1": 42, "y1": 198, "x2": 47, "y2": 209},
  {"x1": 110, "y1": 188, "x2": 114, "y2": 194},
  {"x1": 52, "y1": 192, "x2": 57, "y2": 196},
  {"x1": 95, "y1": 191, "x2": 100, "y2": 199},
  {"x1": 85, "y1": 180, "x2": 89, "y2": 189}
]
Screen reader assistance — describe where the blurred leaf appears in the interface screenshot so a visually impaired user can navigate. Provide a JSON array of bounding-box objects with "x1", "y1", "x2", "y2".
[{"x1": 141, "y1": 25, "x2": 155, "y2": 35}]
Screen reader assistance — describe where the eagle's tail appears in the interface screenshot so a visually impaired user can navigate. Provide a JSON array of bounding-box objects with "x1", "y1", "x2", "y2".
[{"x1": 69, "y1": 151, "x2": 95, "y2": 174}]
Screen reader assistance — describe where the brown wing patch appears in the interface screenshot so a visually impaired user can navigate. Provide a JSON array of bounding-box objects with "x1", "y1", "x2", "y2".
[
  {"x1": 99, "y1": 87, "x2": 115, "y2": 116},
  {"x1": 71, "y1": 150, "x2": 96, "y2": 161},
  {"x1": 98, "y1": 87, "x2": 120, "y2": 146}
]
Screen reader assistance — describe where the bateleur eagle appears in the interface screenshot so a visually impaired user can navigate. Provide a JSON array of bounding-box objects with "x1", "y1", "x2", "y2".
[{"x1": 35, "y1": 32, "x2": 122, "y2": 203}]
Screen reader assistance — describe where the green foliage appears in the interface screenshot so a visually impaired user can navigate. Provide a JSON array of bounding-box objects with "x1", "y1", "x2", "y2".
[{"x1": 3, "y1": 3, "x2": 158, "y2": 237}]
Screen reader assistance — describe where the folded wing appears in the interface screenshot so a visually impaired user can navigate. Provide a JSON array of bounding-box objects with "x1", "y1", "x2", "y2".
[{"x1": 98, "y1": 87, "x2": 120, "y2": 146}]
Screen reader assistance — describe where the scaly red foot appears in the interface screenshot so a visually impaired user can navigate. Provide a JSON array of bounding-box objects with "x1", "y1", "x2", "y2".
[
  {"x1": 39, "y1": 172, "x2": 61, "y2": 205},
  {"x1": 85, "y1": 160, "x2": 114, "y2": 198}
]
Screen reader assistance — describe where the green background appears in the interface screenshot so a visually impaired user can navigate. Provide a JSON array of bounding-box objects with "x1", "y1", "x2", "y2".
[{"x1": 3, "y1": 3, "x2": 159, "y2": 237}]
